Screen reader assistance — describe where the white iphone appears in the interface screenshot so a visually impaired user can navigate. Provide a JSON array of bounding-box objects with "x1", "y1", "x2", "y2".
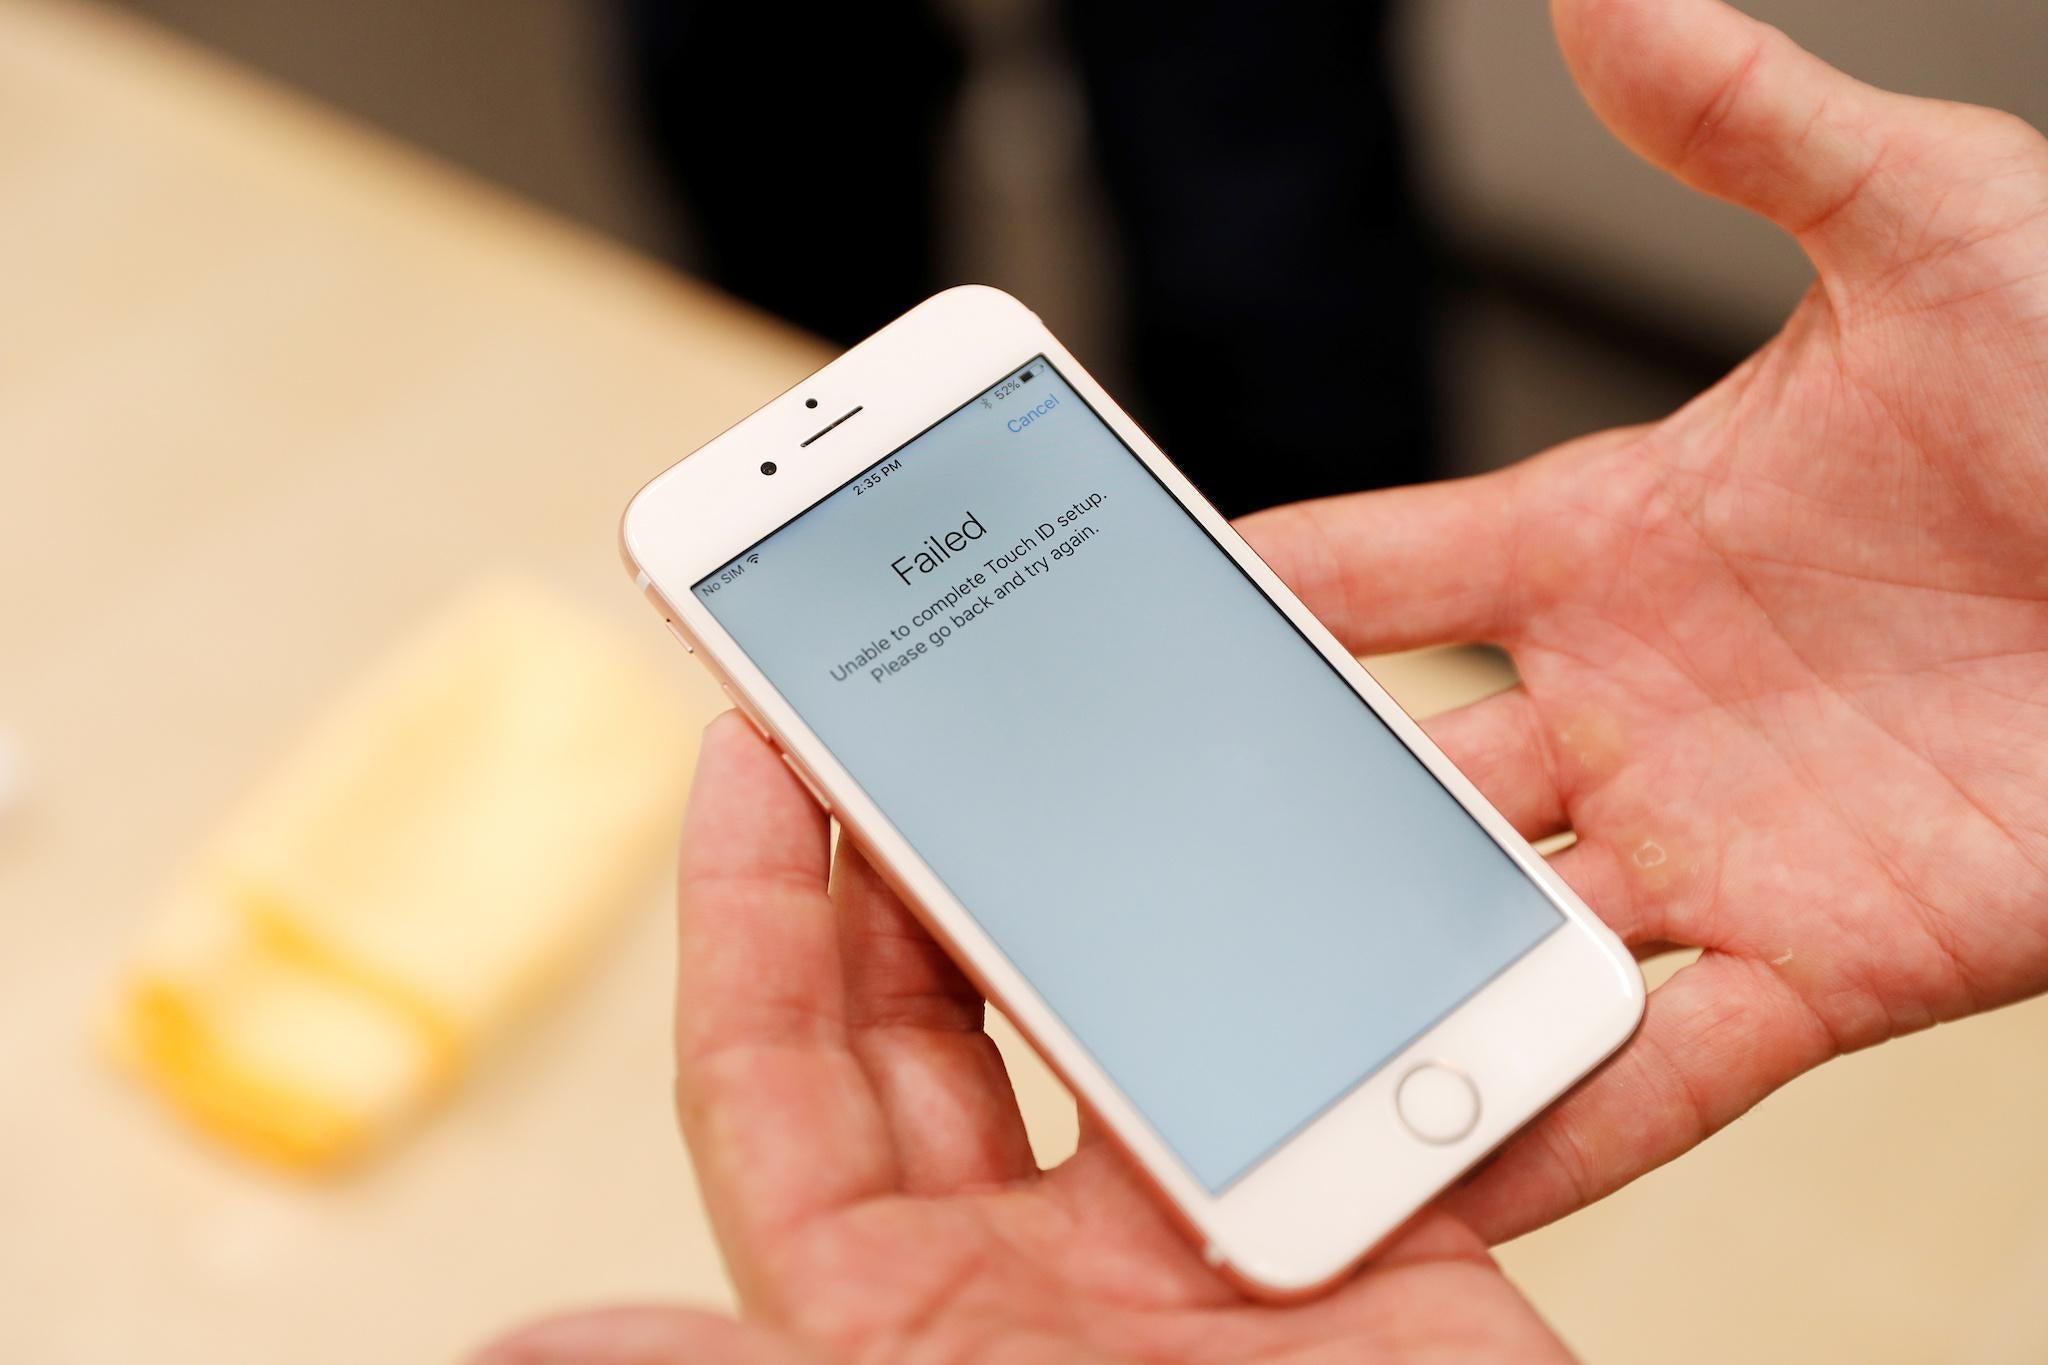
[{"x1": 622, "y1": 286, "x2": 1643, "y2": 1297}]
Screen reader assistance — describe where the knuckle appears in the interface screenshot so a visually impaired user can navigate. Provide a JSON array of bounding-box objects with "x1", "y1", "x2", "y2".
[
  {"x1": 1976, "y1": 106, "x2": 2048, "y2": 158},
  {"x1": 1942, "y1": 104, "x2": 2048, "y2": 182}
]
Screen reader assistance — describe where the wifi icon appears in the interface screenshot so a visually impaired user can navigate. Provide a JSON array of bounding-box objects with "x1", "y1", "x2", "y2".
[{"x1": 746, "y1": 554, "x2": 761, "y2": 566}]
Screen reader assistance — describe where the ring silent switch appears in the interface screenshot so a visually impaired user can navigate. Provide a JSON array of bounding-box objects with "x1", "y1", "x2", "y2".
[{"x1": 1395, "y1": 1063, "x2": 1480, "y2": 1145}]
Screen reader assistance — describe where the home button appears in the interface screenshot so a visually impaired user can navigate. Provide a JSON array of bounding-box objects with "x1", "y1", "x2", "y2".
[{"x1": 1395, "y1": 1063, "x2": 1480, "y2": 1145}]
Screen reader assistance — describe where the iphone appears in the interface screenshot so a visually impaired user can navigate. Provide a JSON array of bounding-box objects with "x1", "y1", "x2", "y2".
[{"x1": 621, "y1": 287, "x2": 1643, "y2": 1297}]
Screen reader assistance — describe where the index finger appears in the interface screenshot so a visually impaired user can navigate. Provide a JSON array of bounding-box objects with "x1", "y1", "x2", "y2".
[
  {"x1": 674, "y1": 711, "x2": 897, "y2": 1298},
  {"x1": 1234, "y1": 467, "x2": 1531, "y2": 657}
]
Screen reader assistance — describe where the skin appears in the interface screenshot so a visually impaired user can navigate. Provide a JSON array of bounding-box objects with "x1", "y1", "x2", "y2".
[{"x1": 478, "y1": 0, "x2": 2048, "y2": 1358}]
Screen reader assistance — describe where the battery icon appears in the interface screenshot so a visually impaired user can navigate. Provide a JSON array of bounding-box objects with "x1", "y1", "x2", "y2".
[{"x1": 1020, "y1": 369, "x2": 1035, "y2": 383}]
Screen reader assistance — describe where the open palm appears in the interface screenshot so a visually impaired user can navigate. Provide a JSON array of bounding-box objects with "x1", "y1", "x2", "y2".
[
  {"x1": 1241, "y1": 0, "x2": 2048, "y2": 1244},
  {"x1": 477, "y1": 711, "x2": 1572, "y2": 1363},
  {"x1": 478, "y1": 0, "x2": 2048, "y2": 1359}
]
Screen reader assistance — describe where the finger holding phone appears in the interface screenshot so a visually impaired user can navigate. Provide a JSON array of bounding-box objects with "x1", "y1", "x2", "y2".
[{"x1": 476, "y1": 0, "x2": 2048, "y2": 1358}]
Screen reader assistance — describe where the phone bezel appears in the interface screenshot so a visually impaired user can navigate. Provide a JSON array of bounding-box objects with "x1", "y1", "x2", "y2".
[{"x1": 622, "y1": 286, "x2": 1645, "y2": 1297}]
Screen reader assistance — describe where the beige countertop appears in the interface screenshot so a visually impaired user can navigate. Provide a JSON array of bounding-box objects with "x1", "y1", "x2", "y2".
[{"x1": 2, "y1": 3, "x2": 2043, "y2": 1360}]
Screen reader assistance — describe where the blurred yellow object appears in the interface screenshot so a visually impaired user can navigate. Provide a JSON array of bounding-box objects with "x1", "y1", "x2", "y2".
[{"x1": 113, "y1": 580, "x2": 701, "y2": 1171}]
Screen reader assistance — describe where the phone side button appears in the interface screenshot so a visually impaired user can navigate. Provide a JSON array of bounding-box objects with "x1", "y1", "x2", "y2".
[
  {"x1": 781, "y1": 753, "x2": 831, "y2": 813},
  {"x1": 662, "y1": 618, "x2": 695, "y2": 654},
  {"x1": 1394, "y1": 1063, "x2": 1480, "y2": 1145},
  {"x1": 720, "y1": 684, "x2": 772, "y2": 743}
]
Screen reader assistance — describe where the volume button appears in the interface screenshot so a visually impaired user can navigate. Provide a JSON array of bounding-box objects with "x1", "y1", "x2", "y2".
[
  {"x1": 720, "y1": 684, "x2": 772, "y2": 742},
  {"x1": 780, "y1": 753, "x2": 832, "y2": 812},
  {"x1": 662, "y1": 618, "x2": 695, "y2": 654}
]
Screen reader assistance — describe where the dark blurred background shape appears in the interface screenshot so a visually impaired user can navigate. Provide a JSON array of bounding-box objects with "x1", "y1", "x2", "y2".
[
  {"x1": 622, "y1": 0, "x2": 1435, "y2": 514},
  {"x1": 98, "y1": 0, "x2": 2048, "y2": 503}
]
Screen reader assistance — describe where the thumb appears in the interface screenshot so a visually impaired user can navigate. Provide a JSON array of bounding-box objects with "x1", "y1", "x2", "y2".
[{"x1": 1551, "y1": 0, "x2": 1909, "y2": 275}]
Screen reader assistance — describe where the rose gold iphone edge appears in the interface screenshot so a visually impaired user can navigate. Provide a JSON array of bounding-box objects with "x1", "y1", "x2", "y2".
[{"x1": 621, "y1": 286, "x2": 1644, "y2": 1298}]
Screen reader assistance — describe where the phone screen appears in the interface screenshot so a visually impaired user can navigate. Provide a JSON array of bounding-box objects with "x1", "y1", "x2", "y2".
[{"x1": 694, "y1": 358, "x2": 1559, "y2": 1192}]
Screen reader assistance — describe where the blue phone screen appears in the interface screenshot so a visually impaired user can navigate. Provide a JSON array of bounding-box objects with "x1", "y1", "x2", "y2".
[{"x1": 695, "y1": 358, "x2": 1559, "y2": 1191}]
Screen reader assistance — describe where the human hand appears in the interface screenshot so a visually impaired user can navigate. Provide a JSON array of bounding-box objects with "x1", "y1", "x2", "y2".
[
  {"x1": 475, "y1": 1, "x2": 2048, "y2": 1353},
  {"x1": 1240, "y1": 0, "x2": 2048, "y2": 1243},
  {"x1": 475, "y1": 713, "x2": 1573, "y2": 1363}
]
